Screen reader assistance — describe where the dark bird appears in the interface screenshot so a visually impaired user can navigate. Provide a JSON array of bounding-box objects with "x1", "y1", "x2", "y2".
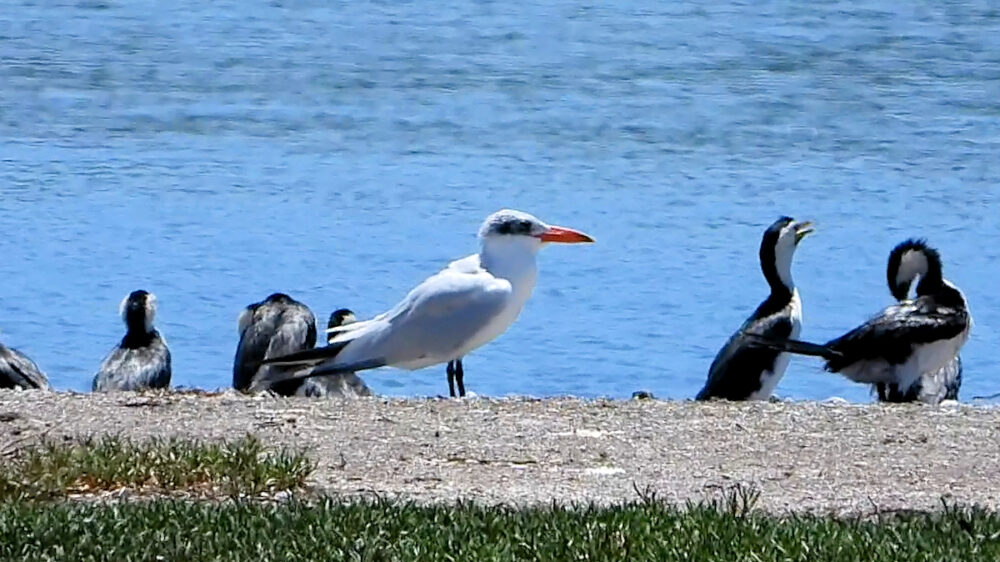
[
  {"x1": 92, "y1": 290, "x2": 172, "y2": 392},
  {"x1": 304, "y1": 308, "x2": 372, "y2": 398},
  {"x1": 0, "y1": 336, "x2": 50, "y2": 390},
  {"x1": 696, "y1": 217, "x2": 814, "y2": 401},
  {"x1": 234, "y1": 294, "x2": 371, "y2": 398},
  {"x1": 325, "y1": 309, "x2": 355, "y2": 345},
  {"x1": 875, "y1": 241, "x2": 963, "y2": 404},
  {"x1": 747, "y1": 239, "x2": 971, "y2": 396}
]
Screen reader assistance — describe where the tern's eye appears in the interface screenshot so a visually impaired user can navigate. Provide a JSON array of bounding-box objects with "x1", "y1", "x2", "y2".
[{"x1": 519, "y1": 220, "x2": 532, "y2": 233}]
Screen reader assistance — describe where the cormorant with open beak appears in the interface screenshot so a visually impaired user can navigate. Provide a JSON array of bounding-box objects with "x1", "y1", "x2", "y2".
[{"x1": 697, "y1": 217, "x2": 814, "y2": 401}]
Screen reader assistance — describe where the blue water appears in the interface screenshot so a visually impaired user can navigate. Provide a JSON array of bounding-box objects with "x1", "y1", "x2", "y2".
[{"x1": 2, "y1": 1, "x2": 999, "y2": 401}]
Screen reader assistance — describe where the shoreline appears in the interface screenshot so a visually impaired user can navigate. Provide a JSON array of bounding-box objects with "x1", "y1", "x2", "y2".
[{"x1": 1, "y1": 390, "x2": 996, "y2": 514}]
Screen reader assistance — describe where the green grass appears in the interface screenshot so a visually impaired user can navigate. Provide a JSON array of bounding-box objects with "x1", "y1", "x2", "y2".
[
  {"x1": 0, "y1": 435, "x2": 313, "y2": 500},
  {"x1": 1, "y1": 439, "x2": 997, "y2": 560},
  {"x1": 1, "y1": 496, "x2": 999, "y2": 561}
]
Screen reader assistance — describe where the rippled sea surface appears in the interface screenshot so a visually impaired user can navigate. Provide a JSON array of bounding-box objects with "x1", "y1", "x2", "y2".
[{"x1": 2, "y1": 1, "x2": 999, "y2": 400}]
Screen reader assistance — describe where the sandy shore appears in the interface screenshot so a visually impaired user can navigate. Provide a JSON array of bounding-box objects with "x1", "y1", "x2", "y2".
[{"x1": 1, "y1": 390, "x2": 997, "y2": 514}]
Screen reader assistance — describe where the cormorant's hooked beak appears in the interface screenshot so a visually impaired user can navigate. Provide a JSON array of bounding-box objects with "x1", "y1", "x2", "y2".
[
  {"x1": 794, "y1": 221, "x2": 814, "y2": 243},
  {"x1": 536, "y1": 225, "x2": 595, "y2": 244}
]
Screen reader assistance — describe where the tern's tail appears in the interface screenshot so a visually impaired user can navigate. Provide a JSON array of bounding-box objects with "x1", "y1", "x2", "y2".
[
  {"x1": 248, "y1": 357, "x2": 386, "y2": 393},
  {"x1": 260, "y1": 339, "x2": 352, "y2": 368},
  {"x1": 744, "y1": 334, "x2": 842, "y2": 360}
]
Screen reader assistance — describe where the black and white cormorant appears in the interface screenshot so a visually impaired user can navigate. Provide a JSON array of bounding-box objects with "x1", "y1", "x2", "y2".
[
  {"x1": 875, "y1": 240, "x2": 963, "y2": 404},
  {"x1": 748, "y1": 239, "x2": 971, "y2": 396},
  {"x1": 307, "y1": 308, "x2": 372, "y2": 398},
  {"x1": 696, "y1": 217, "x2": 814, "y2": 401},
  {"x1": 325, "y1": 309, "x2": 356, "y2": 346},
  {"x1": 234, "y1": 294, "x2": 371, "y2": 398},
  {"x1": 92, "y1": 290, "x2": 172, "y2": 392},
  {"x1": 0, "y1": 336, "x2": 50, "y2": 390}
]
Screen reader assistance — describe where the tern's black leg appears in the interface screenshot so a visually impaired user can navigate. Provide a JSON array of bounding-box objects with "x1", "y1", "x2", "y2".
[
  {"x1": 447, "y1": 361, "x2": 457, "y2": 398},
  {"x1": 455, "y1": 358, "x2": 465, "y2": 397}
]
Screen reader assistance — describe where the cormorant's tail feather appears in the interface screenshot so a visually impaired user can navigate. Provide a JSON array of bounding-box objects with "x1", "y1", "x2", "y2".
[{"x1": 744, "y1": 334, "x2": 842, "y2": 360}]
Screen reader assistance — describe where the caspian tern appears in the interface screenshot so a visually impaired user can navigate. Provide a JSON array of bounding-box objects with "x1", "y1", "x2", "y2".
[{"x1": 252, "y1": 209, "x2": 594, "y2": 394}]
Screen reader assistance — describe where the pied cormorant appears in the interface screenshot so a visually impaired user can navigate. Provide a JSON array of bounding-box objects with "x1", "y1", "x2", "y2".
[
  {"x1": 0, "y1": 336, "x2": 50, "y2": 390},
  {"x1": 696, "y1": 217, "x2": 814, "y2": 401},
  {"x1": 92, "y1": 290, "x2": 171, "y2": 392},
  {"x1": 875, "y1": 240, "x2": 963, "y2": 404}
]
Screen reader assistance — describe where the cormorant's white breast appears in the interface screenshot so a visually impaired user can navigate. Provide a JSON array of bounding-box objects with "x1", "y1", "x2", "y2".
[{"x1": 876, "y1": 240, "x2": 964, "y2": 403}]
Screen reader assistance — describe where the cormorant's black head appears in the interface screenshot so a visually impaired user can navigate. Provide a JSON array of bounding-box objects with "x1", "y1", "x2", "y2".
[
  {"x1": 759, "y1": 216, "x2": 814, "y2": 292},
  {"x1": 328, "y1": 308, "x2": 356, "y2": 330},
  {"x1": 887, "y1": 239, "x2": 944, "y2": 300},
  {"x1": 263, "y1": 293, "x2": 296, "y2": 305},
  {"x1": 120, "y1": 290, "x2": 156, "y2": 334}
]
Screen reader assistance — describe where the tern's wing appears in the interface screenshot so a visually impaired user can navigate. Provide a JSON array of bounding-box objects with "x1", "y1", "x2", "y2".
[
  {"x1": 262, "y1": 264, "x2": 512, "y2": 375},
  {"x1": 0, "y1": 345, "x2": 50, "y2": 390},
  {"x1": 336, "y1": 265, "x2": 513, "y2": 366},
  {"x1": 324, "y1": 254, "x2": 484, "y2": 340}
]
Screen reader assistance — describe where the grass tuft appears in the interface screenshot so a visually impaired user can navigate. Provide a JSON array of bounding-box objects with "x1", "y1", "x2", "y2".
[
  {"x1": 0, "y1": 435, "x2": 313, "y2": 500},
  {"x1": 2, "y1": 498, "x2": 1000, "y2": 560}
]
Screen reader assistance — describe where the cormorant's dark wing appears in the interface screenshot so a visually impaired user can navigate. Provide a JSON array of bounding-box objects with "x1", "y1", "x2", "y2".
[
  {"x1": 826, "y1": 299, "x2": 969, "y2": 372},
  {"x1": 0, "y1": 345, "x2": 50, "y2": 390},
  {"x1": 92, "y1": 336, "x2": 171, "y2": 391},
  {"x1": 233, "y1": 302, "x2": 316, "y2": 391},
  {"x1": 233, "y1": 306, "x2": 270, "y2": 391},
  {"x1": 697, "y1": 313, "x2": 793, "y2": 401}
]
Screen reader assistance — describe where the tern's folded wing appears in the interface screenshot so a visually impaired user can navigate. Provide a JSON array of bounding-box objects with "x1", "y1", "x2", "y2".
[{"x1": 331, "y1": 267, "x2": 513, "y2": 368}]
